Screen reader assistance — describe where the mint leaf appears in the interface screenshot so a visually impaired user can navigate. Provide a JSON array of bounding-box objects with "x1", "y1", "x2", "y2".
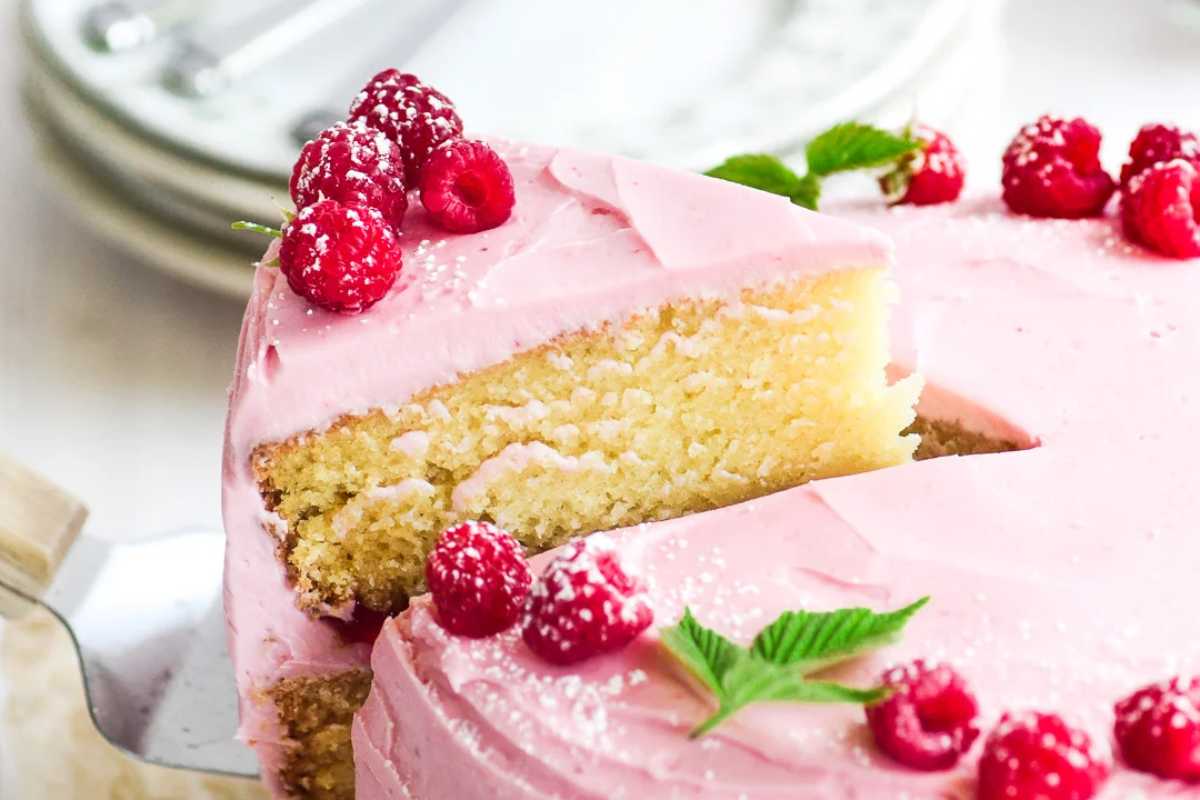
[
  {"x1": 704, "y1": 121, "x2": 918, "y2": 210},
  {"x1": 705, "y1": 155, "x2": 804, "y2": 199},
  {"x1": 660, "y1": 607, "x2": 742, "y2": 695},
  {"x1": 751, "y1": 597, "x2": 929, "y2": 673},
  {"x1": 804, "y1": 122, "x2": 920, "y2": 177},
  {"x1": 769, "y1": 679, "x2": 888, "y2": 705},
  {"x1": 704, "y1": 155, "x2": 823, "y2": 210},
  {"x1": 685, "y1": 650, "x2": 888, "y2": 738},
  {"x1": 660, "y1": 599, "x2": 927, "y2": 738},
  {"x1": 791, "y1": 173, "x2": 821, "y2": 210}
]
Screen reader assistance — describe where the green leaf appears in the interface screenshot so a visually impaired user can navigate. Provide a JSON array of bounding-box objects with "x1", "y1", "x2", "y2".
[
  {"x1": 751, "y1": 597, "x2": 929, "y2": 674},
  {"x1": 687, "y1": 659, "x2": 888, "y2": 738},
  {"x1": 660, "y1": 607, "x2": 743, "y2": 697},
  {"x1": 704, "y1": 154, "x2": 805, "y2": 199},
  {"x1": 661, "y1": 600, "x2": 926, "y2": 738},
  {"x1": 232, "y1": 220, "x2": 282, "y2": 238},
  {"x1": 790, "y1": 173, "x2": 821, "y2": 210},
  {"x1": 804, "y1": 122, "x2": 921, "y2": 177},
  {"x1": 703, "y1": 121, "x2": 917, "y2": 211},
  {"x1": 703, "y1": 155, "x2": 824, "y2": 210}
]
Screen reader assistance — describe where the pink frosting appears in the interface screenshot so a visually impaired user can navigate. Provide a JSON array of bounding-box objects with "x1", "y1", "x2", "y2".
[
  {"x1": 221, "y1": 140, "x2": 892, "y2": 794},
  {"x1": 352, "y1": 197, "x2": 1200, "y2": 798}
]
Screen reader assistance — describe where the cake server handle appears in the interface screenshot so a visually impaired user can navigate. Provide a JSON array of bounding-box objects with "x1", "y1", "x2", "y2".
[
  {"x1": 0, "y1": 453, "x2": 88, "y2": 618},
  {"x1": 0, "y1": 453, "x2": 257, "y2": 778}
]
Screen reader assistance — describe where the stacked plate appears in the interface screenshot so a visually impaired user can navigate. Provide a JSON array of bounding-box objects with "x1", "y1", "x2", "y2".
[{"x1": 20, "y1": 0, "x2": 989, "y2": 297}]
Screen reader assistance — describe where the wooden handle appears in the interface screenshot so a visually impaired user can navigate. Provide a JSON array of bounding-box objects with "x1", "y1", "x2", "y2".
[{"x1": 0, "y1": 454, "x2": 88, "y2": 615}]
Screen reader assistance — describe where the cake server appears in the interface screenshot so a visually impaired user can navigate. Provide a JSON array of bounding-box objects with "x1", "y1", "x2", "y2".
[{"x1": 0, "y1": 454, "x2": 257, "y2": 778}]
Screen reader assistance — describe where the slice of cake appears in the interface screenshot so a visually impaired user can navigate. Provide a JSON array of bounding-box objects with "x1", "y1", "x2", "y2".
[
  {"x1": 351, "y1": 196, "x2": 1200, "y2": 799},
  {"x1": 223, "y1": 140, "x2": 920, "y2": 797}
]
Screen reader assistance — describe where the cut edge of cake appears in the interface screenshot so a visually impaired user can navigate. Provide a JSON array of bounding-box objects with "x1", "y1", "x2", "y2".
[{"x1": 256, "y1": 266, "x2": 921, "y2": 617}]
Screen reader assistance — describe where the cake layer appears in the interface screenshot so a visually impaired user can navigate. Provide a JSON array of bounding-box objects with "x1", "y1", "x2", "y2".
[
  {"x1": 222, "y1": 141, "x2": 918, "y2": 798},
  {"x1": 352, "y1": 197, "x2": 1200, "y2": 798},
  {"x1": 261, "y1": 268, "x2": 917, "y2": 615}
]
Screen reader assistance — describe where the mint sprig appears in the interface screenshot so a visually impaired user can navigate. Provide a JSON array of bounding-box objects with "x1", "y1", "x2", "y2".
[
  {"x1": 704, "y1": 122, "x2": 919, "y2": 210},
  {"x1": 660, "y1": 598, "x2": 928, "y2": 737}
]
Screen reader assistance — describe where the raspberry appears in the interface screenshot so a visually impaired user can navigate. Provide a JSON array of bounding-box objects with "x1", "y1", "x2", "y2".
[
  {"x1": 1001, "y1": 115, "x2": 1116, "y2": 218},
  {"x1": 865, "y1": 660, "x2": 980, "y2": 770},
  {"x1": 880, "y1": 126, "x2": 966, "y2": 206},
  {"x1": 348, "y1": 69, "x2": 463, "y2": 187},
  {"x1": 1120, "y1": 123, "x2": 1200, "y2": 187},
  {"x1": 1114, "y1": 676, "x2": 1200, "y2": 781},
  {"x1": 420, "y1": 140, "x2": 516, "y2": 234},
  {"x1": 425, "y1": 521, "x2": 532, "y2": 638},
  {"x1": 290, "y1": 120, "x2": 407, "y2": 228},
  {"x1": 278, "y1": 200, "x2": 402, "y2": 314},
  {"x1": 977, "y1": 711, "x2": 1109, "y2": 800},
  {"x1": 1121, "y1": 159, "x2": 1200, "y2": 259},
  {"x1": 325, "y1": 604, "x2": 390, "y2": 645},
  {"x1": 521, "y1": 534, "x2": 653, "y2": 665}
]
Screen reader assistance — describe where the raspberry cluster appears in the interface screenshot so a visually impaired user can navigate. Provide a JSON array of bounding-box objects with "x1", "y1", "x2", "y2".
[
  {"x1": 995, "y1": 116, "x2": 1200, "y2": 259},
  {"x1": 276, "y1": 70, "x2": 516, "y2": 313},
  {"x1": 426, "y1": 523, "x2": 653, "y2": 666},
  {"x1": 864, "y1": 657, "x2": 1200, "y2": 795}
]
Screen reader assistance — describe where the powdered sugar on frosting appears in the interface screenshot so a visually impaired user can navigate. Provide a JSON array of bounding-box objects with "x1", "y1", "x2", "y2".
[{"x1": 352, "y1": 196, "x2": 1200, "y2": 799}]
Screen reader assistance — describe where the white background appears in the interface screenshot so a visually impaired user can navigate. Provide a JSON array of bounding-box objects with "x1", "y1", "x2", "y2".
[{"x1": 3, "y1": 0, "x2": 1199, "y2": 541}]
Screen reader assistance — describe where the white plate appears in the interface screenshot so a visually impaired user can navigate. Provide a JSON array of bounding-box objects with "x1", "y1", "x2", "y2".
[
  {"x1": 25, "y1": 0, "x2": 972, "y2": 174},
  {"x1": 27, "y1": 93, "x2": 256, "y2": 298}
]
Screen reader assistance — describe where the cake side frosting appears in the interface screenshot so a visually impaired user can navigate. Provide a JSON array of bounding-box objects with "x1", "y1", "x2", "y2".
[
  {"x1": 352, "y1": 197, "x2": 1200, "y2": 798},
  {"x1": 221, "y1": 140, "x2": 897, "y2": 793}
]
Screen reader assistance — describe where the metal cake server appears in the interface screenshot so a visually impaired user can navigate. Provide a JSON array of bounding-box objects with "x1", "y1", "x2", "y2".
[{"x1": 0, "y1": 455, "x2": 257, "y2": 778}]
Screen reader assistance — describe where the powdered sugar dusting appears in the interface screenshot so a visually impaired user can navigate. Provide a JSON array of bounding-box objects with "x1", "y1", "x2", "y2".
[{"x1": 520, "y1": 535, "x2": 653, "y2": 665}]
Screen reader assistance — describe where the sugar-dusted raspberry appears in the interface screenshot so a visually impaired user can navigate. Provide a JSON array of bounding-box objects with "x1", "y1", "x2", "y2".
[
  {"x1": 977, "y1": 711, "x2": 1109, "y2": 800},
  {"x1": 420, "y1": 139, "x2": 515, "y2": 234},
  {"x1": 1114, "y1": 676, "x2": 1200, "y2": 781},
  {"x1": 348, "y1": 69, "x2": 463, "y2": 187},
  {"x1": 865, "y1": 660, "x2": 980, "y2": 770},
  {"x1": 1001, "y1": 115, "x2": 1116, "y2": 218},
  {"x1": 426, "y1": 521, "x2": 532, "y2": 638},
  {"x1": 521, "y1": 534, "x2": 653, "y2": 665},
  {"x1": 1120, "y1": 123, "x2": 1200, "y2": 187},
  {"x1": 290, "y1": 120, "x2": 407, "y2": 228},
  {"x1": 880, "y1": 126, "x2": 966, "y2": 206},
  {"x1": 1121, "y1": 159, "x2": 1200, "y2": 259},
  {"x1": 278, "y1": 199, "x2": 402, "y2": 314}
]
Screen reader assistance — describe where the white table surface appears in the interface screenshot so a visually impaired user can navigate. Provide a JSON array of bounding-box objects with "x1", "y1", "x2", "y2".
[
  {"x1": 4, "y1": 0, "x2": 1200, "y2": 542},
  {"x1": 0, "y1": 1, "x2": 1198, "y2": 796}
]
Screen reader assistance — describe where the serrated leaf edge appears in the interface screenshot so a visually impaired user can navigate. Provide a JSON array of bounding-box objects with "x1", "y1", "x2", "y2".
[{"x1": 661, "y1": 599, "x2": 927, "y2": 739}]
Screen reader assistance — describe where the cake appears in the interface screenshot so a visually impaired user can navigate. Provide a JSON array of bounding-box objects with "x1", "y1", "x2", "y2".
[
  {"x1": 349, "y1": 195, "x2": 1200, "y2": 798},
  {"x1": 222, "y1": 141, "x2": 920, "y2": 797}
]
